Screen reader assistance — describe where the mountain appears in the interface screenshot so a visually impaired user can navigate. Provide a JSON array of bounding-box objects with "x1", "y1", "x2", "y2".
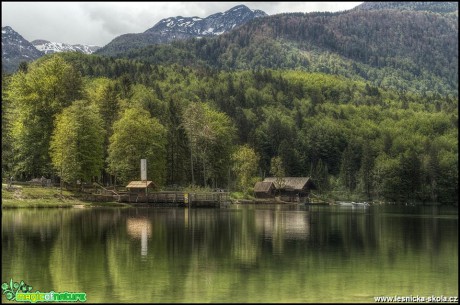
[
  {"x1": 145, "y1": 4, "x2": 267, "y2": 37},
  {"x1": 354, "y1": 1, "x2": 459, "y2": 13},
  {"x1": 2, "y1": 26, "x2": 101, "y2": 73},
  {"x1": 112, "y1": 6, "x2": 457, "y2": 96},
  {"x1": 31, "y1": 39, "x2": 100, "y2": 55},
  {"x1": 2, "y1": 26, "x2": 43, "y2": 73},
  {"x1": 3, "y1": 2, "x2": 458, "y2": 96},
  {"x1": 97, "y1": 4, "x2": 267, "y2": 56}
]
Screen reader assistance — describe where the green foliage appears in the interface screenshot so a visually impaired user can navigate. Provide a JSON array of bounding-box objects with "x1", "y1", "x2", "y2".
[
  {"x1": 2, "y1": 51, "x2": 457, "y2": 203},
  {"x1": 355, "y1": 2, "x2": 459, "y2": 13},
  {"x1": 101, "y1": 9, "x2": 458, "y2": 97},
  {"x1": 7, "y1": 55, "x2": 83, "y2": 179},
  {"x1": 339, "y1": 142, "x2": 361, "y2": 192},
  {"x1": 357, "y1": 141, "x2": 375, "y2": 200},
  {"x1": 231, "y1": 145, "x2": 260, "y2": 194},
  {"x1": 182, "y1": 102, "x2": 236, "y2": 187},
  {"x1": 270, "y1": 156, "x2": 286, "y2": 191},
  {"x1": 107, "y1": 108, "x2": 167, "y2": 185},
  {"x1": 50, "y1": 100, "x2": 105, "y2": 183},
  {"x1": 2, "y1": 73, "x2": 14, "y2": 177}
]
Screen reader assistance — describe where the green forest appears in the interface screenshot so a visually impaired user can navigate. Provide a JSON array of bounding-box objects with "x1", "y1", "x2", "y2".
[
  {"x1": 2, "y1": 52, "x2": 457, "y2": 204},
  {"x1": 99, "y1": 9, "x2": 458, "y2": 97}
]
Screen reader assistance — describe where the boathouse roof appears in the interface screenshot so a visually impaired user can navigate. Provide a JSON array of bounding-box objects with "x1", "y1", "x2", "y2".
[
  {"x1": 254, "y1": 181, "x2": 275, "y2": 193},
  {"x1": 263, "y1": 177, "x2": 316, "y2": 191}
]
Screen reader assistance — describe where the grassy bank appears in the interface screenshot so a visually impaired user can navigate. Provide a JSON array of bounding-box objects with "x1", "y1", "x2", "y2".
[{"x1": 1, "y1": 184, "x2": 128, "y2": 208}]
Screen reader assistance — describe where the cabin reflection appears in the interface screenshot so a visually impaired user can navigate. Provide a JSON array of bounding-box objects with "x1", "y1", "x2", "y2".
[
  {"x1": 255, "y1": 210, "x2": 310, "y2": 241},
  {"x1": 126, "y1": 218, "x2": 152, "y2": 256}
]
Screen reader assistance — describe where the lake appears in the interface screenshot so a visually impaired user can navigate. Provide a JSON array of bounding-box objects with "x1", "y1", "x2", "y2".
[{"x1": 2, "y1": 204, "x2": 458, "y2": 303}]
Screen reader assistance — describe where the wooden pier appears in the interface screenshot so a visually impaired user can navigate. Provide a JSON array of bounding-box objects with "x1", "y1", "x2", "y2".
[
  {"x1": 120, "y1": 191, "x2": 230, "y2": 207},
  {"x1": 82, "y1": 188, "x2": 230, "y2": 208}
]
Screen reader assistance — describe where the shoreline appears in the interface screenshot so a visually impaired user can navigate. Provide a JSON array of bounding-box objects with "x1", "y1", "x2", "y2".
[
  {"x1": 1, "y1": 183, "x2": 128, "y2": 208},
  {"x1": 2, "y1": 184, "x2": 457, "y2": 209}
]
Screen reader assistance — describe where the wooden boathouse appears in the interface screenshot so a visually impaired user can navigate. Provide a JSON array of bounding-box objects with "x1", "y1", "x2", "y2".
[
  {"x1": 253, "y1": 181, "x2": 276, "y2": 198},
  {"x1": 254, "y1": 177, "x2": 316, "y2": 203}
]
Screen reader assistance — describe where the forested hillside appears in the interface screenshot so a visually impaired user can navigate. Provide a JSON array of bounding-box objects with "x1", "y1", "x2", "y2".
[
  {"x1": 354, "y1": 1, "x2": 458, "y2": 13},
  {"x1": 99, "y1": 9, "x2": 458, "y2": 97},
  {"x1": 2, "y1": 53, "x2": 458, "y2": 204}
]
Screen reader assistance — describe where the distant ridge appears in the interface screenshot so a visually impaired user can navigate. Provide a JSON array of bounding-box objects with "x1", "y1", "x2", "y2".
[
  {"x1": 97, "y1": 4, "x2": 267, "y2": 56},
  {"x1": 2, "y1": 26, "x2": 100, "y2": 73},
  {"x1": 354, "y1": 1, "x2": 458, "y2": 13},
  {"x1": 31, "y1": 39, "x2": 100, "y2": 55},
  {"x1": 106, "y1": 4, "x2": 457, "y2": 96},
  {"x1": 2, "y1": 26, "x2": 43, "y2": 73}
]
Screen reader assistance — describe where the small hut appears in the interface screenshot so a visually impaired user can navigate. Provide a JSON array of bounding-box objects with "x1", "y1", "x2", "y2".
[
  {"x1": 254, "y1": 181, "x2": 276, "y2": 198},
  {"x1": 126, "y1": 181, "x2": 156, "y2": 194}
]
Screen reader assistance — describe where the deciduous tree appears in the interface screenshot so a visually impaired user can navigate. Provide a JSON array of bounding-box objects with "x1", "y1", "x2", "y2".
[
  {"x1": 8, "y1": 55, "x2": 83, "y2": 179},
  {"x1": 231, "y1": 145, "x2": 260, "y2": 194},
  {"x1": 50, "y1": 100, "x2": 105, "y2": 184},
  {"x1": 107, "y1": 108, "x2": 167, "y2": 185}
]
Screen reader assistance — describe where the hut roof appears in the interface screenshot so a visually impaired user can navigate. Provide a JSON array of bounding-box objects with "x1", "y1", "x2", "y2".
[
  {"x1": 254, "y1": 181, "x2": 275, "y2": 193},
  {"x1": 126, "y1": 181, "x2": 156, "y2": 189},
  {"x1": 263, "y1": 177, "x2": 315, "y2": 190}
]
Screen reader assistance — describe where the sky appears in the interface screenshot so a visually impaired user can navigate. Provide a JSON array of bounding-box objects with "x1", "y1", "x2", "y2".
[{"x1": 2, "y1": 2, "x2": 363, "y2": 47}]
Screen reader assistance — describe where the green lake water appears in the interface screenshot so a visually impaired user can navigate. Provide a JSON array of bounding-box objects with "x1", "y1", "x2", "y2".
[{"x1": 1, "y1": 204, "x2": 458, "y2": 303}]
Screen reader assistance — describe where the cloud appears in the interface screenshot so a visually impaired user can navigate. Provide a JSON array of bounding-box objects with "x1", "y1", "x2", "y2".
[
  {"x1": 2, "y1": 2, "x2": 362, "y2": 46},
  {"x1": 243, "y1": 2, "x2": 362, "y2": 14},
  {"x1": 2, "y1": 2, "x2": 96, "y2": 45}
]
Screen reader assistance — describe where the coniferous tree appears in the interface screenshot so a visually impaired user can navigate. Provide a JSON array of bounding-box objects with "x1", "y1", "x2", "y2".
[{"x1": 358, "y1": 141, "x2": 375, "y2": 200}]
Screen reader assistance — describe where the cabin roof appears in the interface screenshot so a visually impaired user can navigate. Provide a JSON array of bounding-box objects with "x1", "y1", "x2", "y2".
[
  {"x1": 263, "y1": 177, "x2": 315, "y2": 190},
  {"x1": 126, "y1": 181, "x2": 156, "y2": 189},
  {"x1": 254, "y1": 181, "x2": 275, "y2": 193}
]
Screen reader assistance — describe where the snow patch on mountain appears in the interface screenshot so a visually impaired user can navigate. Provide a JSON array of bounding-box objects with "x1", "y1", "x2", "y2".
[
  {"x1": 145, "y1": 4, "x2": 267, "y2": 38},
  {"x1": 31, "y1": 39, "x2": 100, "y2": 54}
]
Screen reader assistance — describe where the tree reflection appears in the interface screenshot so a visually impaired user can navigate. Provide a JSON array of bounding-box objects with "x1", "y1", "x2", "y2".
[{"x1": 2, "y1": 205, "x2": 457, "y2": 303}]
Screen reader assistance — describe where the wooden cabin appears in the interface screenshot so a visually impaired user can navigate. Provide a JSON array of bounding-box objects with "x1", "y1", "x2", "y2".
[
  {"x1": 254, "y1": 181, "x2": 276, "y2": 198},
  {"x1": 257, "y1": 177, "x2": 316, "y2": 202}
]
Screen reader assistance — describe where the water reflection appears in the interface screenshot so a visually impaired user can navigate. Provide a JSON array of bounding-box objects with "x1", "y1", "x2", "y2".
[
  {"x1": 256, "y1": 210, "x2": 310, "y2": 240},
  {"x1": 126, "y1": 218, "x2": 152, "y2": 256},
  {"x1": 2, "y1": 205, "x2": 458, "y2": 303}
]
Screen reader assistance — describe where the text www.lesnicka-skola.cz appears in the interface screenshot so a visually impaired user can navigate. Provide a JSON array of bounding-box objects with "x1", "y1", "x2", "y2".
[{"x1": 374, "y1": 295, "x2": 458, "y2": 303}]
